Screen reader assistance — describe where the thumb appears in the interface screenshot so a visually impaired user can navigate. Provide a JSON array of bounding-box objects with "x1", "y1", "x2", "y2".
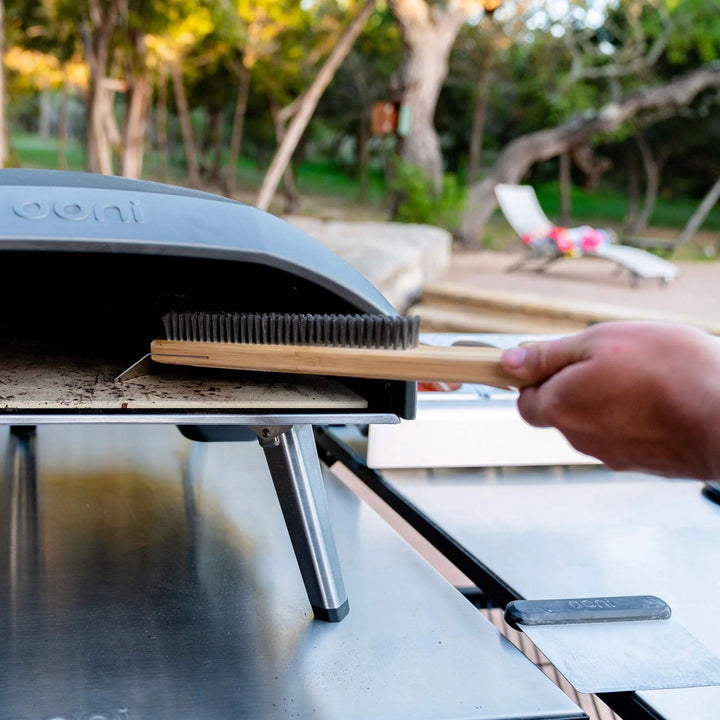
[{"x1": 501, "y1": 334, "x2": 589, "y2": 383}]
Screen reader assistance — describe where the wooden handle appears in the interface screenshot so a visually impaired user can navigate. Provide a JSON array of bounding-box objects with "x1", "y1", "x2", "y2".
[{"x1": 150, "y1": 340, "x2": 529, "y2": 389}]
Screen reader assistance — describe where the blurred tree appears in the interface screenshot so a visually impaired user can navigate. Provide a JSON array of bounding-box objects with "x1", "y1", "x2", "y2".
[
  {"x1": 78, "y1": 0, "x2": 122, "y2": 174},
  {"x1": 25, "y1": 0, "x2": 216, "y2": 179},
  {"x1": 254, "y1": 1, "x2": 315, "y2": 209},
  {"x1": 116, "y1": 0, "x2": 187, "y2": 179},
  {"x1": 118, "y1": 4, "x2": 152, "y2": 178},
  {"x1": 664, "y1": 0, "x2": 720, "y2": 66},
  {"x1": 388, "y1": 0, "x2": 501, "y2": 192},
  {"x1": 459, "y1": 59, "x2": 720, "y2": 242},
  {"x1": 146, "y1": 2, "x2": 216, "y2": 186},
  {"x1": 459, "y1": 0, "x2": 720, "y2": 243},
  {"x1": 164, "y1": 4, "x2": 244, "y2": 188},
  {"x1": 315, "y1": 6, "x2": 404, "y2": 201},
  {"x1": 6, "y1": 0, "x2": 87, "y2": 168},
  {"x1": 438, "y1": 9, "x2": 521, "y2": 182},
  {"x1": 676, "y1": 175, "x2": 720, "y2": 247},
  {"x1": 255, "y1": 0, "x2": 376, "y2": 212},
  {"x1": 190, "y1": 33, "x2": 241, "y2": 186},
  {"x1": 0, "y1": 0, "x2": 6, "y2": 167},
  {"x1": 218, "y1": 0, "x2": 296, "y2": 197}
]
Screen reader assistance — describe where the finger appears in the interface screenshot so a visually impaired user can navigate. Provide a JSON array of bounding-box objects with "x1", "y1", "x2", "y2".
[
  {"x1": 516, "y1": 385, "x2": 551, "y2": 427},
  {"x1": 501, "y1": 332, "x2": 591, "y2": 383}
]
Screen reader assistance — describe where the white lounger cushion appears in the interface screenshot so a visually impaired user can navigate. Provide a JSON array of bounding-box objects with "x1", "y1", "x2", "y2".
[{"x1": 594, "y1": 244, "x2": 678, "y2": 281}]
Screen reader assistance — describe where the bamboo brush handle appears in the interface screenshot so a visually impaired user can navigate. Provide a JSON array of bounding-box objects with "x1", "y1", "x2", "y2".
[{"x1": 150, "y1": 340, "x2": 530, "y2": 390}]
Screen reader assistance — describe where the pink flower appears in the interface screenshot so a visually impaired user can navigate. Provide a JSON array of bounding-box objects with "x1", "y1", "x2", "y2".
[
  {"x1": 548, "y1": 226, "x2": 573, "y2": 254},
  {"x1": 581, "y1": 228, "x2": 608, "y2": 253}
]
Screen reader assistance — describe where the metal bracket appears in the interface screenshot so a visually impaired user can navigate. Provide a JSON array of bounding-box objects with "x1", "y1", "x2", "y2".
[
  {"x1": 114, "y1": 353, "x2": 153, "y2": 382},
  {"x1": 251, "y1": 425, "x2": 292, "y2": 449}
]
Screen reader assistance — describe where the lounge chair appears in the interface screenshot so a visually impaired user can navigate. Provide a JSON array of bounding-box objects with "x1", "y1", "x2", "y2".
[{"x1": 494, "y1": 183, "x2": 679, "y2": 287}]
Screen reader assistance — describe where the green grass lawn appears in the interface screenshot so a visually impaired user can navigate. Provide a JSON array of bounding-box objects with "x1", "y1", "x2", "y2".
[
  {"x1": 11, "y1": 132, "x2": 86, "y2": 171},
  {"x1": 534, "y1": 181, "x2": 720, "y2": 233},
  {"x1": 531, "y1": 182, "x2": 720, "y2": 261},
  {"x1": 215, "y1": 155, "x2": 388, "y2": 207},
  {"x1": 10, "y1": 133, "x2": 389, "y2": 205}
]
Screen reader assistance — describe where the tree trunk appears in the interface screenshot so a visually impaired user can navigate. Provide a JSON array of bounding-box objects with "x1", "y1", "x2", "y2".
[
  {"x1": 358, "y1": 109, "x2": 370, "y2": 203},
  {"x1": 269, "y1": 99, "x2": 300, "y2": 214},
  {"x1": 120, "y1": 73, "x2": 150, "y2": 178},
  {"x1": 468, "y1": 51, "x2": 492, "y2": 183},
  {"x1": 570, "y1": 143, "x2": 612, "y2": 189},
  {"x1": 255, "y1": 0, "x2": 375, "y2": 212},
  {"x1": 223, "y1": 63, "x2": 250, "y2": 197},
  {"x1": 119, "y1": 32, "x2": 151, "y2": 179},
  {"x1": 624, "y1": 150, "x2": 640, "y2": 234},
  {"x1": 675, "y1": 176, "x2": 720, "y2": 246},
  {"x1": 0, "y1": 0, "x2": 6, "y2": 168},
  {"x1": 627, "y1": 132, "x2": 659, "y2": 235},
  {"x1": 397, "y1": 24, "x2": 454, "y2": 191},
  {"x1": 281, "y1": 165, "x2": 300, "y2": 213},
  {"x1": 199, "y1": 108, "x2": 223, "y2": 184},
  {"x1": 170, "y1": 60, "x2": 200, "y2": 188},
  {"x1": 156, "y1": 65, "x2": 168, "y2": 182},
  {"x1": 390, "y1": 0, "x2": 470, "y2": 192},
  {"x1": 39, "y1": 89, "x2": 52, "y2": 138},
  {"x1": 104, "y1": 80, "x2": 123, "y2": 172},
  {"x1": 458, "y1": 59, "x2": 720, "y2": 245},
  {"x1": 209, "y1": 110, "x2": 224, "y2": 185},
  {"x1": 96, "y1": 79, "x2": 120, "y2": 174},
  {"x1": 559, "y1": 152, "x2": 571, "y2": 226},
  {"x1": 83, "y1": 0, "x2": 120, "y2": 174},
  {"x1": 57, "y1": 81, "x2": 69, "y2": 170}
]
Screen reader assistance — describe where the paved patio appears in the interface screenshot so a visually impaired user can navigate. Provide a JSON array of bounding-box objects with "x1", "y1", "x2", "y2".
[
  {"x1": 290, "y1": 211, "x2": 720, "y2": 332},
  {"x1": 435, "y1": 249, "x2": 720, "y2": 332}
]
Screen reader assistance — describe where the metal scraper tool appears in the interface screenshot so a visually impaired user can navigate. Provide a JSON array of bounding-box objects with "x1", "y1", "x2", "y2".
[{"x1": 505, "y1": 595, "x2": 720, "y2": 694}]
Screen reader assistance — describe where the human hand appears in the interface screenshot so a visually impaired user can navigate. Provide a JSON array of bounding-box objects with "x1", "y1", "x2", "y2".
[{"x1": 500, "y1": 321, "x2": 720, "y2": 479}]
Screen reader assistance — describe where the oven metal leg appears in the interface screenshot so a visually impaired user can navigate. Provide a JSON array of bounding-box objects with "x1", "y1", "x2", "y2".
[{"x1": 253, "y1": 424, "x2": 349, "y2": 622}]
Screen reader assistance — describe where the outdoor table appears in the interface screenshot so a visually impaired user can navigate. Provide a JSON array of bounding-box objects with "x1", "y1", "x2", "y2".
[
  {"x1": 319, "y1": 426, "x2": 720, "y2": 720},
  {"x1": 0, "y1": 423, "x2": 584, "y2": 720}
]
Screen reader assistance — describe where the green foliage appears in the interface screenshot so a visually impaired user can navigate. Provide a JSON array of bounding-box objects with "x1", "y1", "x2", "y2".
[
  {"x1": 667, "y1": 0, "x2": 720, "y2": 65},
  {"x1": 389, "y1": 162, "x2": 467, "y2": 231},
  {"x1": 247, "y1": 0, "x2": 344, "y2": 104},
  {"x1": 313, "y1": 6, "x2": 403, "y2": 169},
  {"x1": 5, "y1": 0, "x2": 720, "y2": 238}
]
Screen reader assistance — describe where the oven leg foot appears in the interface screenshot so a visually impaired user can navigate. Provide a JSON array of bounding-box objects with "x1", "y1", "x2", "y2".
[{"x1": 254, "y1": 424, "x2": 349, "y2": 622}]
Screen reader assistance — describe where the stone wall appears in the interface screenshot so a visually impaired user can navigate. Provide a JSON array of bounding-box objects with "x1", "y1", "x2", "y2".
[{"x1": 284, "y1": 216, "x2": 452, "y2": 312}]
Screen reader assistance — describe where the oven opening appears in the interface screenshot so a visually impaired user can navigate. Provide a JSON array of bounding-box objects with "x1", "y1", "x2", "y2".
[
  {"x1": 0, "y1": 251, "x2": 372, "y2": 414},
  {"x1": 1, "y1": 251, "x2": 359, "y2": 359}
]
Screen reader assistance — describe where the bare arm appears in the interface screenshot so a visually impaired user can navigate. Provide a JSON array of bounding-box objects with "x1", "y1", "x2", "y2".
[{"x1": 500, "y1": 321, "x2": 720, "y2": 479}]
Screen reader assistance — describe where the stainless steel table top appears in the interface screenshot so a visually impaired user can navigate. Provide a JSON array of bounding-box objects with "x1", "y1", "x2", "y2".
[
  {"x1": 382, "y1": 467, "x2": 720, "y2": 720},
  {"x1": 0, "y1": 425, "x2": 583, "y2": 720}
]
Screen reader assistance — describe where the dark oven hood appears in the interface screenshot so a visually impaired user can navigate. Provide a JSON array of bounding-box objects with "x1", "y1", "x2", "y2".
[{"x1": 0, "y1": 169, "x2": 416, "y2": 427}]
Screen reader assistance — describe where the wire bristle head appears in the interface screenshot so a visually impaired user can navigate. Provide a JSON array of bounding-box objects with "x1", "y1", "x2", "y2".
[{"x1": 161, "y1": 312, "x2": 421, "y2": 350}]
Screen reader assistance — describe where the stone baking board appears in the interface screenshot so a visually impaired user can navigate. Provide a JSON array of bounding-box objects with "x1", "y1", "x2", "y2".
[{"x1": 0, "y1": 346, "x2": 367, "y2": 412}]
